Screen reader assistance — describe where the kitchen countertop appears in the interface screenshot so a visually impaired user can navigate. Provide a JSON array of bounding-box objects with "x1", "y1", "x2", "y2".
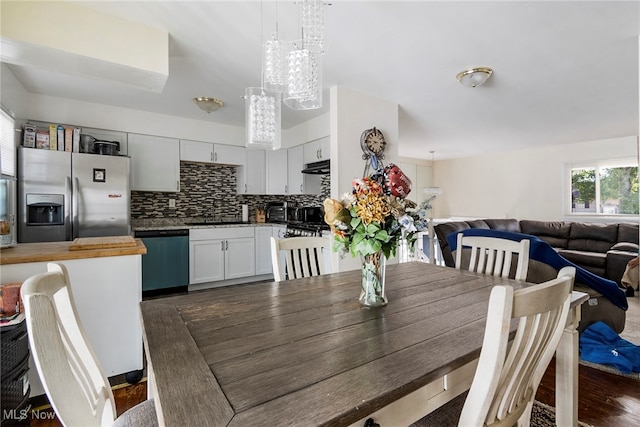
[{"x1": 0, "y1": 239, "x2": 147, "y2": 265}]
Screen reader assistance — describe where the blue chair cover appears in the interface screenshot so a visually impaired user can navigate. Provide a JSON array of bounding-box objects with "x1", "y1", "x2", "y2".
[{"x1": 447, "y1": 228, "x2": 628, "y2": 311}]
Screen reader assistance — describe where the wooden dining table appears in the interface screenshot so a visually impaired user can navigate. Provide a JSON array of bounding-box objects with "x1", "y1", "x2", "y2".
[{"x1": 140, "y1": 261, "x2": 588, "y2": 427}]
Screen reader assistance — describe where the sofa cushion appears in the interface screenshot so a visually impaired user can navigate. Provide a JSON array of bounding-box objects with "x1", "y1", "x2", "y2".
[
  {"x1": 558, "y1": 249, "x2": 606, "y2": 269},
  {"x1": 434, "y1": 221, "x2": 473, "y2": 267},
  {"x1": 618, "y1": 223, "x2": 639, "y2": 245},
  {"x1": 483, "y1": 218, "x2": 521, "y2": 232},
  {"x1": 611, "y1": 242, "x2": 639, "y2": 253},
  {"x1": 520, "y1": 220, "x2": 570, "y2": 249},
  {"x1": 567, "y1": 223, "x2": 618, "y2": 253}
]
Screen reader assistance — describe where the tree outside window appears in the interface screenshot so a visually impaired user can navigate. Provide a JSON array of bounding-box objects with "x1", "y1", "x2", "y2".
[{"x1": 570, "y1": 161, "x2": 638, "y2": 215}]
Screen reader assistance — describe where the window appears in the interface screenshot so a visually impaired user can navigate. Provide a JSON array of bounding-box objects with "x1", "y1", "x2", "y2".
[
  {"x1": 570, "y1": 158, "x2": 638, "y2": 215},
  {"x1": 0, "y1": 106, "x2": 16, "y2": 177}
]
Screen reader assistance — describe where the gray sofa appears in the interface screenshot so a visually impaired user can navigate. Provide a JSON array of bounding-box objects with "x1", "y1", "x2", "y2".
[{"x1": 434, "y1": 218, "x2": 638, "y2": 333}]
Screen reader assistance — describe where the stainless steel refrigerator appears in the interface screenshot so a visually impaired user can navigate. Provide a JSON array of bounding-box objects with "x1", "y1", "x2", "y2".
[{"x1": 18, "y1": 147, "x2": 130, "y2": 243}]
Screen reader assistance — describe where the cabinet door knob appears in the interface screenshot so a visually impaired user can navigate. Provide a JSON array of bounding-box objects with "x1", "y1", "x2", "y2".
[{"x1": 221, "y1": 241, "x2": 225, "y2": 251}]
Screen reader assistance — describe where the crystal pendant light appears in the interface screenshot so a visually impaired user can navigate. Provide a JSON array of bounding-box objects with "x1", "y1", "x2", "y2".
[
  {"x1": 301, "y1": 0, "x2": 325, "y2": 53},
  {"x1": 263, "y1": 33, "x2": 285, "y2": 93},
  {"x1": 283, "y1": 41, "x2": 322, "y2": 110},
  {"x1": 245, "y1": 87, "x2": 281, "y2": 150}
]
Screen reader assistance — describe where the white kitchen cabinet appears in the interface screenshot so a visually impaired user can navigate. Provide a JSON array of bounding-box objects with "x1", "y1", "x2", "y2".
[
  {"x1": 189, "y1": 227, "x2": 255, "y2": 284},
  {"x1": 2, "y1": 254, "x2": 143, "y2": 396},
  {"x1": 214, "y1": 144, "x2": 245, "y2": 165},
  {"x1": 128, "y1": 133, "x2": 180, "y2": 192},
  {"x1": 180, "y1": 140, "x2": 246, "y2": 166},
  {"x1": 287, "y1": 145, "x2": 305, "y2": 195},
  {"x1": 255, "y1": 226, "x2": 275, "y2": 275},
  {"x1": 266, "y1": 149, "x2": 288, "y2": 194},
  {"x1": 303, "y1": 136, "x2": 330, "y2": 164},
  {"x1": 180, "y1": 139, "x2": 214, "y2": 162},
  {"x1": 238, "y1": 149, "x2": 266, "y2": 194}
]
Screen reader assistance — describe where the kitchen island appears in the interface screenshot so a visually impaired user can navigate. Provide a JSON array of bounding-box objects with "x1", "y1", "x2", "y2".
[{"x1": 1, "y1": 238, "x2": 147, "y2": 397}]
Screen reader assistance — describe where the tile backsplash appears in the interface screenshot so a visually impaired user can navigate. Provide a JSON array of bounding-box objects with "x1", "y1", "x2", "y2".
[{"x1": 131, "y1": 161, "x2": 330, "y2": 220}]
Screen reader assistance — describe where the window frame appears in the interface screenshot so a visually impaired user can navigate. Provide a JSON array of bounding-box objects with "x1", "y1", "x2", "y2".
[{"x1": 566, "y1": 156, "x2": 638, "y2": 218}]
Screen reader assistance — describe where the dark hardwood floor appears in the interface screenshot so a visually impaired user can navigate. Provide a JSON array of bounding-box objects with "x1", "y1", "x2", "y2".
[{"x1": 28, "y1": 360, "x2": 640, "y2": 426}]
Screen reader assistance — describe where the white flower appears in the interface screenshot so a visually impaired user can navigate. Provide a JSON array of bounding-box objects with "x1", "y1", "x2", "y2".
[{"x1": 398, "y1": 214, "x2": 417, "y2": 233}]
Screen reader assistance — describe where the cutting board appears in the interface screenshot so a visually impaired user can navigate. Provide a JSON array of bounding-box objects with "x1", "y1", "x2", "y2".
[{"x1": 69, "y1": 236, "x2": 137, "y2": 251}]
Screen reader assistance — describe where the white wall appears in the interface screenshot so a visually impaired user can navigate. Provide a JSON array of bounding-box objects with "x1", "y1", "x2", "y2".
[
  {"x1": 433, "y1": 135, "x2": 638, "y2": 222},
  {"x1": 329, "y1": 85, "x2": 399, "y2": 272}
]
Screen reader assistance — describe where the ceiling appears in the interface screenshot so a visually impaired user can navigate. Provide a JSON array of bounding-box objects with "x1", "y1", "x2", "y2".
[{"x1": 4, "y1": 1, "x2": 639, "y2": 160}]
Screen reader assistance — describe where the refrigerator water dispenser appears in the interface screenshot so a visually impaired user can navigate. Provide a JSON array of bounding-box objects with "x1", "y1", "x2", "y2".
[{"x1": 26, "y1": 194, "x2": 64, "y2": 225}]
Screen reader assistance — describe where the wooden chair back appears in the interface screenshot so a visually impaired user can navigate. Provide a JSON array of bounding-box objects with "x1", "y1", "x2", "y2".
[
  {"x1": 21, "y1": 262, "x2": 117, "y2": 426},
  {"x1": 455, "y1": 233, "x2": 531, "y2": 281},
  {"x1": 458, "y1": 266, "x2": 575, "y2": 426},
  {"x1": 270, "y1": 236, "x2": 331, "y2": 281}
]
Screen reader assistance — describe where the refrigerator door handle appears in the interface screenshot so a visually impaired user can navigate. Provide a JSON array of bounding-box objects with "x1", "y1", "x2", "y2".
[
  {"x1": 72, "y1": 177, "x2": 79, "y2": 239},
  {"x1": 65, "y1": 176, "x2": 73, "y2": 241}
]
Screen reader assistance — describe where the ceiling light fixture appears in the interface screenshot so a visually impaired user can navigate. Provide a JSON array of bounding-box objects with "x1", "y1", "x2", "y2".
[
  {"x1": 456, "y1": 67, "x2": 493, "y2": 88},
  {"x1": 193, "y1": 97, "x2": 224, "y2": 113}
]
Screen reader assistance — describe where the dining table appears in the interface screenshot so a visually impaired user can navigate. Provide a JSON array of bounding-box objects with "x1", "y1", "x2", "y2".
[{"x1": 140, "y1": 261, "x2": 588, "y2": 427}]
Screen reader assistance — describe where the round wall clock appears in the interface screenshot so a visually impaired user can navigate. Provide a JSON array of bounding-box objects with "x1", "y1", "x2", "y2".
[{"x1": 360, "y1": 127, "x2": 387, "y2": 158}]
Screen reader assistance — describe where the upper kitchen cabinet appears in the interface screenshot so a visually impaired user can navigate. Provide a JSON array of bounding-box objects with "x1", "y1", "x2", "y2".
[
  {"x1": 303, "y1": 136, "x2": 330, "y2": 164},
  {"x1": 266, "y1": 149, "x2": 288, "y2": 194},
  {"x1": 287, "y1": 145, "x2": 305, "y2": 195},
  {"x1": 238, "y1": 149, "x2": 265, "y2": 194},
  {"x1": 128, "y1": 133, "x2": 180, "y2": 192},
  {"x1": 180, "y1": 139, "x2": 245, "y2": 165},
  {"x1": 213, "y1": 144, "x2": 245, "y2": 165},
  {"x1": 180, "y1": 139, "x2": 214, "y2": 163}
]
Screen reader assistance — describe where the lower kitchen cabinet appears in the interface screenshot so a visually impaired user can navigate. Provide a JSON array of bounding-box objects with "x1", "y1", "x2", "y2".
[
  {"x1": 255, "y1": 226, "x2": 275, "y2": 275},
  {"x1": 189, "y1": 227, "x2": 255, "y2": 284}
]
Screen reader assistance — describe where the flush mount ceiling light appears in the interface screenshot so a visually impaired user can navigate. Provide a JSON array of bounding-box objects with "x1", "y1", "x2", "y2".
[
  {"x1": 456, "y1": 67, "x2": 493, "y2": 88},
  {"x1": 193, "y1": 97, "x2": 224, "y2": 113}
]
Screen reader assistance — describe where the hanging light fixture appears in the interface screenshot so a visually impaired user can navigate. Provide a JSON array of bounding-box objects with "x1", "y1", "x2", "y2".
[
  {"x1": 245, "y1": 87, "x2": 282, "y2": 150},
  {"x1": 246, "y1": 1, "x2": 282, "y2": 150},
  {"x1": 193, "y1": 97, "x2": 224, "y2": 113},
  {"x1": 456, "y1": 67, "x2": 493, "y2": 88},
  {"x1": 301, "y1": 0, "x2": 325, "y2": 53},
  {"x1": 283, "y1": 41, "x2": 322, "y2": 110},
  {"x1": 283, "y1": 0, "x2": 325, "y2": 110},
  {"x1": 262, "y1": 0, "x2": 284, "y2": 93}
]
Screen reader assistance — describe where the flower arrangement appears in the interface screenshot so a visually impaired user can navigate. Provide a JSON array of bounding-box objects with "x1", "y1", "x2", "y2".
[{"x1": 323, "y1": 167, "x2": 422, "y2": 260}]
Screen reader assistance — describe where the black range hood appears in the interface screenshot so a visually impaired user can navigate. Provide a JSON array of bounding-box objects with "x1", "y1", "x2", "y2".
[{"x1": 301, "y1": 159, "x2": 330, "y2": 175}]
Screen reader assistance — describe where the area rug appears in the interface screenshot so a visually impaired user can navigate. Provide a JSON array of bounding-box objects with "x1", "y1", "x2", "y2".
[{"x1": 410, "y1": 392, "x2": 593, "y2": 427}]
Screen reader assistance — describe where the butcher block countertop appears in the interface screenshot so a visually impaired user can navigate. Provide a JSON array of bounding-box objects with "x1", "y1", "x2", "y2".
[{"x1": 0, "y1": 237, "x2": 147, "y2": 265}]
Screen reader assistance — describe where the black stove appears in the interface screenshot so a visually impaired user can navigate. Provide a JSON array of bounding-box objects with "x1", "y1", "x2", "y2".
[{"x1": 285, "y1": 221, "x2": 329, "y2": 237}]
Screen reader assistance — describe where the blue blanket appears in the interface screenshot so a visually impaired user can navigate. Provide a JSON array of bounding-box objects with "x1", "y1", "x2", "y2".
[
  {"x1": 580, "y1": 321, "x2": 640, "y2": 373},
  {"x1": 447, "y1": 228, "x2": 628, "y2": 311}
]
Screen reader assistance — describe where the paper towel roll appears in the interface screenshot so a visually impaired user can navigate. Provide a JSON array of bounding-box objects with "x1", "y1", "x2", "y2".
[{"x1": 242, "y1": 204, "x2": 249, "y2": 222}]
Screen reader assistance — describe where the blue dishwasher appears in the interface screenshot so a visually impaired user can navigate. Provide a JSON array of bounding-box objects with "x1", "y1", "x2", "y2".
[{"x1": 135, "y1": 229, "x2": 189, "y2": 295}]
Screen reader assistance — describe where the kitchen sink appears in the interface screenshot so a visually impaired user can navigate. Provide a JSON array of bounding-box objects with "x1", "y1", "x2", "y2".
[{"x1": 184, "y1": 221, "x2": 249, "y2": 226}]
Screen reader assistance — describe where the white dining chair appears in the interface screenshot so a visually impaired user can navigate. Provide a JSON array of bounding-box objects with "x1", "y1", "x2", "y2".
[
  {"x1": 21, "y1": 262, "x2": 157, "y2": 427},
  {"x1": 270, "y1": 236, "x2": 331, "y2": 281},
  {"x1": 455, "y1": 232, "x2": 531, "y2": 281},
  {"x1": 417, "y1": 266, "x2": 576, "y2": 427}
]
